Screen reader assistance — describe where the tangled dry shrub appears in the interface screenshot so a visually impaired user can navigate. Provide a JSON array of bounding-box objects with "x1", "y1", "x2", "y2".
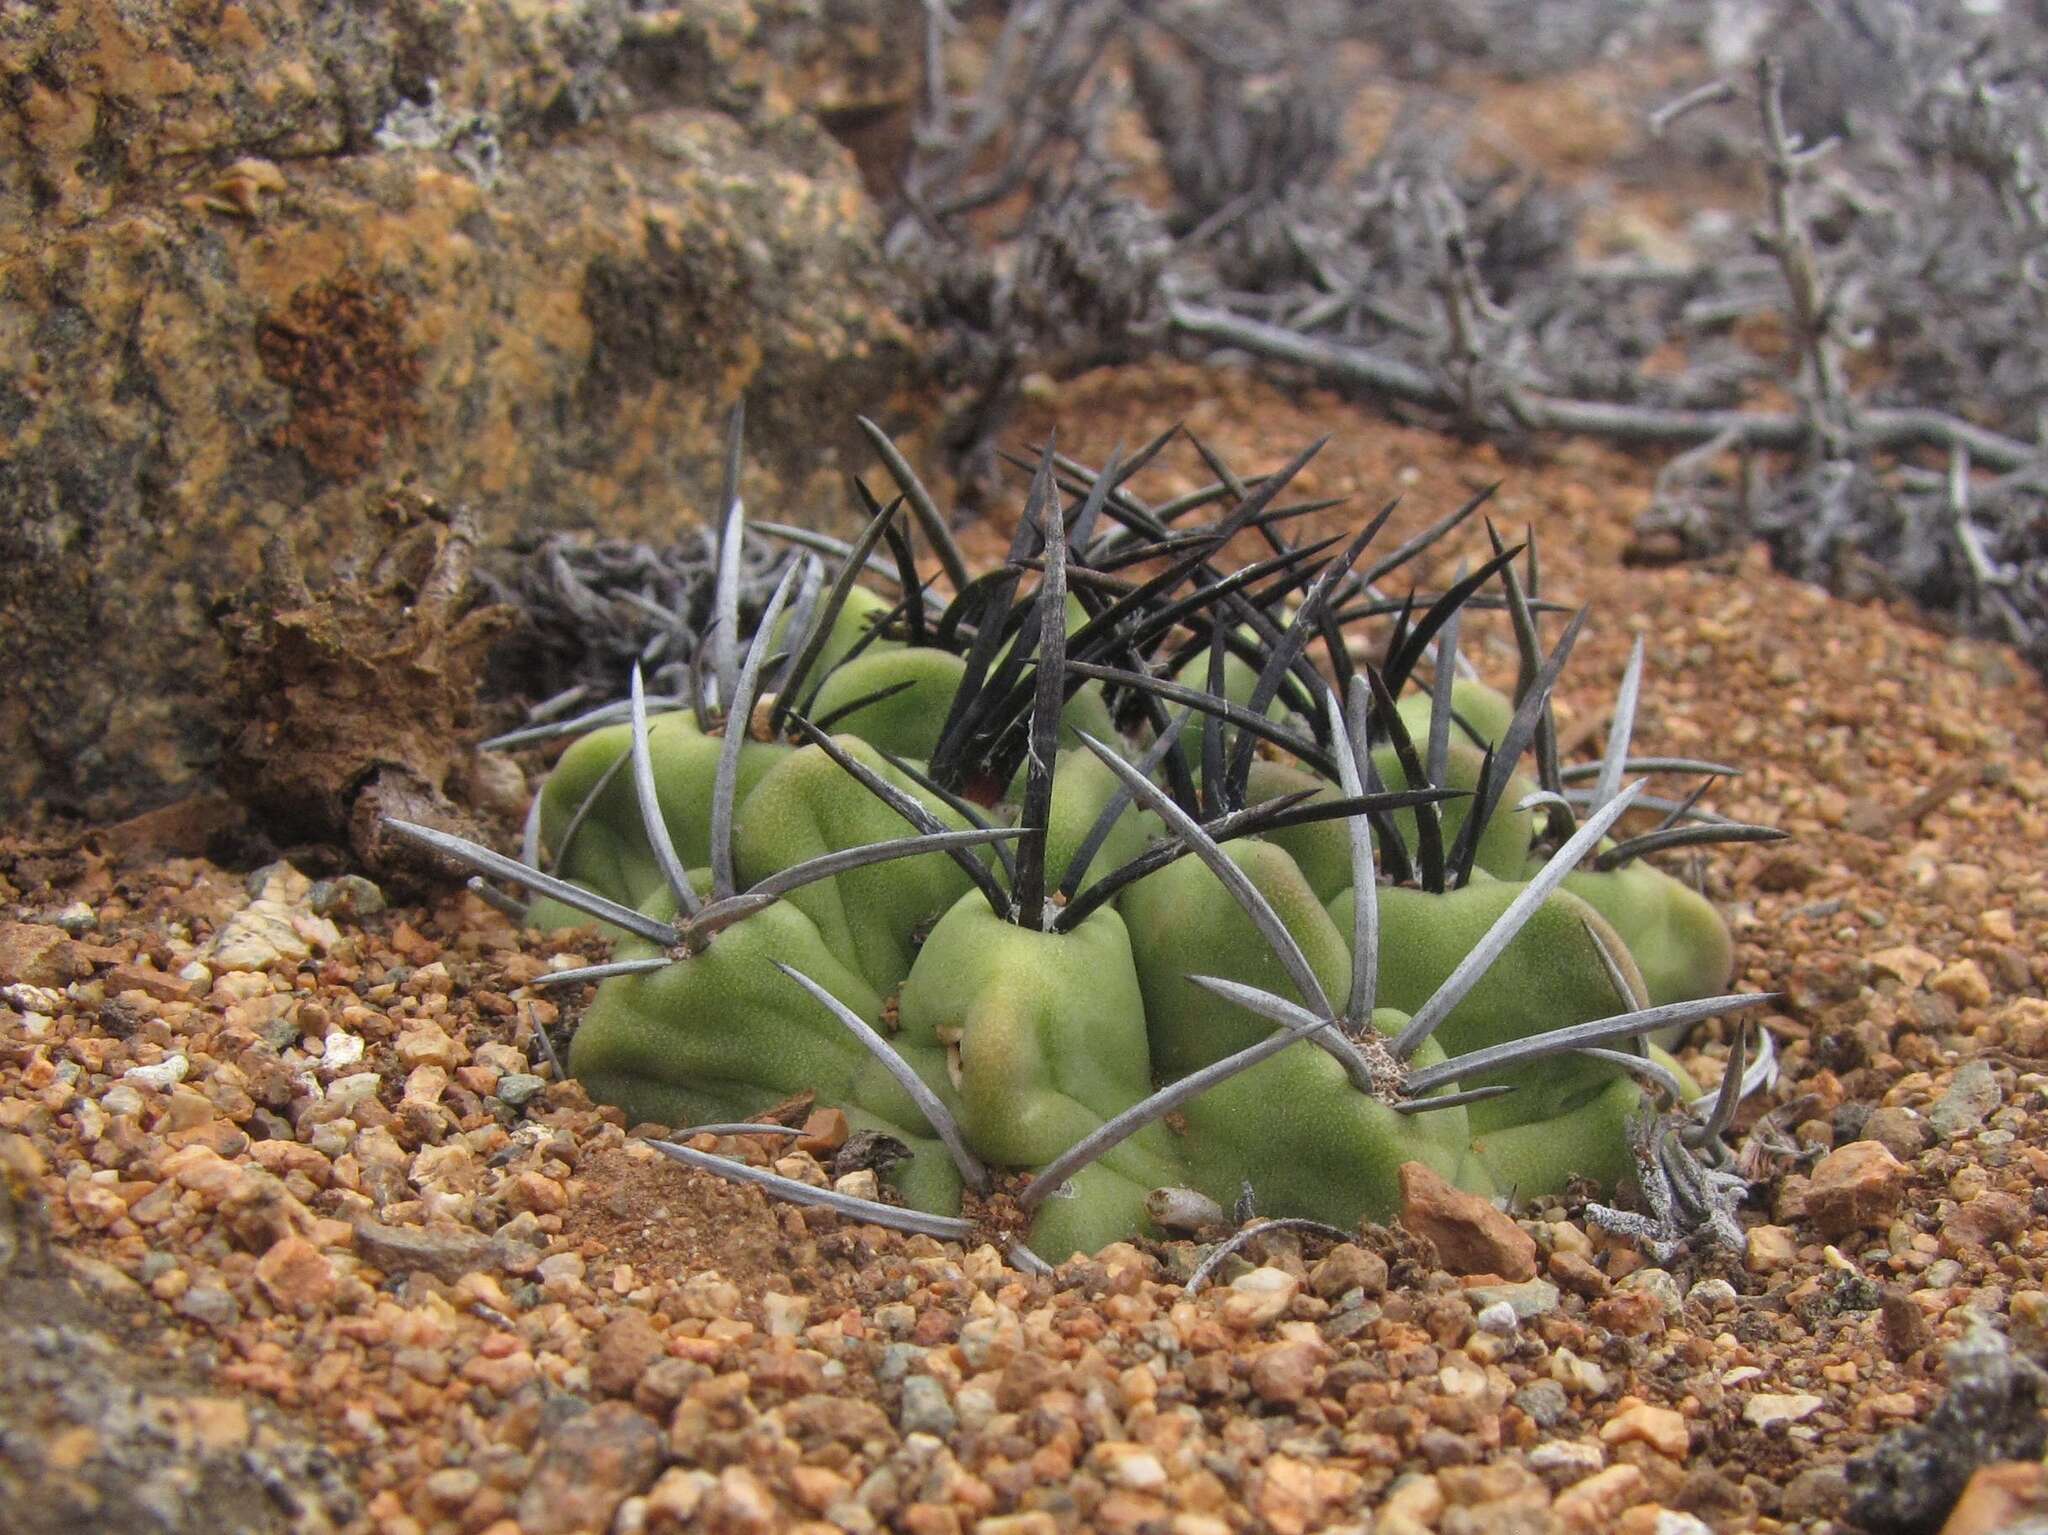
[{"x1": 883, "y1": 0, "x2": 2048, "y2": 671}]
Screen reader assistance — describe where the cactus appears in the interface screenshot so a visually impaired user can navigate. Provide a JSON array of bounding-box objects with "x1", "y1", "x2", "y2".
[{"x1": 392, "y1": 416, "x2": 1783, "y2": 1266}]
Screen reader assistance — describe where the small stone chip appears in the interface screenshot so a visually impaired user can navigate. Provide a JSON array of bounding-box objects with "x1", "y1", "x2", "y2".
[
  {"x1": 591, "y1": 1310, "x2": 665, "y2": 1397},
  {"x1": 496, "y1": 1072, "x2": 547, "y2": 1106},
  {"x1": 0, "y1": 922, "x2": 91, "y2": 987},
  {"x1": 1220, "y1": 1266, "x2": 1299, "y2": 1328},
  {"x1": 1397, "y1": 1161, "x2": 1537, "y2": 1280},
  {"x1": 1601, "y1": 1401, "x2": 1690, "y2": 1459},
  {"x1": 1527, "y1": 1437, "x2": 1604, "y2": 1484},
  {"x1": 254, "y1": 1235, "x2": 335, "y2": 1315},
  {"x1": 123, "y1": 1054, "x2": 190, "y2": 1090},
  {"x1": 1465, "y1": 1278, "x2": 1560, "y2": 1319},
  {"x1": 1513, "y1": 1380, "x2": 1570, "y2": 1430},
  {"x1": 832, "y1": 1168, "x2": 880, "y2": 1201},
  {"x1": 1928, "y1": 958, "x2": 1992, "y2": 1008},
  {"x1": 1745, "y1": 1224, "x2": 1799, "y2": 1272},
  {"x1": 308, "y1": 875, "x2": 385, "y2": 917},
  {"x1": 1928, "y1": 1059, "x2": 2002, "y2": 1138},
  {"x1": 1554, "y1": 1464, "x2": 1648, "y2": 1531},
  {"x1": 102, "y1": 963, "x2": 194, "y2": 1002},
  {"x1": 1867, "y1": 945, "x2": 1941, "y2": 989},
  {"x1": 897, "y1": 1374, "x2": 957, "y2": 1436},
  {"x1": 1859, "y1": 1106, "x2": 1933, "y2": 1160},
  {"x1": 354, "y1": 1217, "x2": 519, "y2": 1282},
  {"x1": 1473, "y1": 1301, "x2": 1519, "y2": 1335},
  {"x1": 1744, "y1": 1392, "x2": 1824, "y2": 1428},
  {"x1": 1308, "y1": 1243, "x2": 1388, "y2": 1299},
  {"x1": 1804, "y1": 1141, "x2": 1907, "y2": 1237},
  {"x1": 516, "y1": 1400, "x2": 662, "y2": 1535},
  {"x1": 1248, "y1": 1336, "x2": 1327, "y2": 1404}
]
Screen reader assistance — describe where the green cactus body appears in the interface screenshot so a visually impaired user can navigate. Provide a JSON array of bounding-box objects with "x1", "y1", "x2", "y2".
[
  {"x1": 1394, "y1": 680, "x2": 1518, "y2": 754},
  {"x1": 777, "y1": 585, "x2": 903, "y2": 680},
  {"x1": 1049, "y1": 680, "x2": 1122, "y2": 759},
  {"x1": 1242, "y1": 758, "x2": 1352, "y2": 902},
  {"x1": 1179, "y1": 1012, "x2": 1494, "y2": 1224},
  {"x1": 733, "y1": 736, "x2": 980, "y2": 996},
  {"x1": 1466, "y1": 1073, "x2": 1642, "y2": 1195},
  {"x1": 567, "y1": 892, "x2": 965, "y2": 1213},
  {"x1": 466, "y1": 430, "x2": 1768, "y2": 1266},
  {"x1": 1039, "y1": 747, "x2": 1158, "y2": 895},
  {"x1": 532, "y1": 712, "x2": 786, "y2": 922},
  {"x1": 1120, "y1": 839, "x2": 1351, "y2": 1080},
  {"x1": 806, "y1": 649, "x2": 970, "y2": 762},
  {"x1": 897, "y1": 893, "x2": 1187, "y2": 1257},
  {"x1": 1336, "y1": 881, "x2": 1644, "y2": 1131},
  {"x1": 1171, "y1": 633, "x2": 1271, "y2": 709},
  {"x1": 1368, "y1": 737, "x2": 1538, "y2": 880},
  {"x1": 1649, "y1": 1041, "x2": 1704, "y2": 1102},
  {"x1": 1557, "y1": 861, "x2": 1735, "y2": 1007}
]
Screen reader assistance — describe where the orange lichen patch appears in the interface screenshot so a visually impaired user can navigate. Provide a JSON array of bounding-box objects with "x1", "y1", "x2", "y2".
[
  {"x1": 255, "y1": 278, "x2": 423, "y2": 484},
  {"x1": 197, "y1": 157, "x2": 287, "y2": 220}
]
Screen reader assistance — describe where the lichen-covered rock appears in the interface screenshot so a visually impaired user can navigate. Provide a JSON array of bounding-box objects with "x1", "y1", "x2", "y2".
[
  {"x1": 0, "y1": 0, "x2": 925, "y2": 817},
  {"x1": 0, "y1": 1139, "x2": 360, "y2": 1534},
  {"x1": 0, "y1": 2, "x2": 918, "y2": 227},
  {"x1": 1847, "y1": 1322, "x2": 2048, "y2": 1535}
]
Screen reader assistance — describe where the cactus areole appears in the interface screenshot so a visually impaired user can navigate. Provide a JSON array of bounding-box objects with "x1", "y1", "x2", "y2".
[{"x1": 393, "y1": 414, "x2": 1780, "y2": 1265}]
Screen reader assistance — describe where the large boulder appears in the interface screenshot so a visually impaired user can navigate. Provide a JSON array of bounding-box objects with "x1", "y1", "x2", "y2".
[{"x1": 0, "y1": 0, "x2": 927, "y2": 818}]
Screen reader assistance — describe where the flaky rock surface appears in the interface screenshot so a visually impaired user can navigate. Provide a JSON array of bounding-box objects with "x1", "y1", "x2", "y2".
[{"x1": 0, "y1": 0, "x2": 925, "y2": 818}]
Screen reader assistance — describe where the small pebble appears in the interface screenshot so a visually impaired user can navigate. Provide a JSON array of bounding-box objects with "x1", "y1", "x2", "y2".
[
  {"x1": 1619, "y1": 1268, "x2": 1683, "y2": 1315},
  {"x1": 1860, "y1": 1105, "x2": 1933, "y2": 1161},
  {"x1": 1744, "y1": 1392, "x2": 1824, "y2": 1428},
  {"x1": 834, "y1": 1169, "x2": 880, "y2": 1201},
  {"x1": 51, "y1": 902, "x2": 97, "y2": 935},
  {"x1": 320, "y1": 1031, "x2": 366, "y2": 1071},
  {"x1": 1686, "y1": 1278, "x2": 1737, "y2": 1310},
  {"x1": 761, "y1": 1292, "x2": 810, "y2": 1337},
  {"x1": 897, "y1": 1375, "x2": 957, "y2": 1436},
  {"x1": 1527, "y1": 1438, "x2": 1605, "y2": 1484},
  {"x1": 1601, "y1": 1401, "x2": 1689, "y2": 1459},
  {"x1": 1474, "y1": 1301, "x2": 1519, "y2": 1335},
  {"x1": 123, "y1": 1054, "x2": 189, "y2": 1090},
  {"x1": 1465, "y1": 1278, "x2": 1561, "y2": 1319},
  {"x1": 177, "y1": 1284, "x2": 241, "y2": 1328},
  {"x1": 496, "y1": 1073, "x2": 546, "y2": 1106},
  {"x1": 308, "y1": 875, "x2": 386, "y2": 917},
  {"x1": 327, "y1": 1071, "x2": 381, "y2": 1106},
  {"x1": 1514, "y1": 1380, "x2": 1570, "y2": 1428},
  {"x1": 1806, "y1": 1142, "x2": 1908, "y2": 1237},
  {"x1": 100, "y1": 1083, "x2": 144, "y2": 1117},
  {"x1": 1746, "y1": 1225, "x2": 1798, "y2": 1272},
  {"x1": 1928, "y1": 1060, "x2": 2002, "y2": 1138},
  {"x1": 1220, "y1": 1266, "x2": 1299, "y2": 1328},
  {"x1": 877, "y1": 1344, "x2": 926, "y2": 1382}
]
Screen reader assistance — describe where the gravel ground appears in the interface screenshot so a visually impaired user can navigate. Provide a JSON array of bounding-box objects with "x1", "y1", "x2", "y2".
[{"x1": 3, "y1": 367, "x2": 2046, "y2": 1535}]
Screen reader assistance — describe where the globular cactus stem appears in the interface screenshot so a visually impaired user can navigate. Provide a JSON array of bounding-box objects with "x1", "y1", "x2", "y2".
[{"x1": 390, "y1": 412, "x2": 1786, "y2": 1264}]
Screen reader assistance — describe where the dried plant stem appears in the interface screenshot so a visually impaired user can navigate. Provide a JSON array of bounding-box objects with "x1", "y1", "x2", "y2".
[
  {"x1": 1167, "y1": 300, "x2": 2038, "y2": 469},
  {"x1": 1753, "y1": 56, "x2": 1853, "y2": 458}
]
